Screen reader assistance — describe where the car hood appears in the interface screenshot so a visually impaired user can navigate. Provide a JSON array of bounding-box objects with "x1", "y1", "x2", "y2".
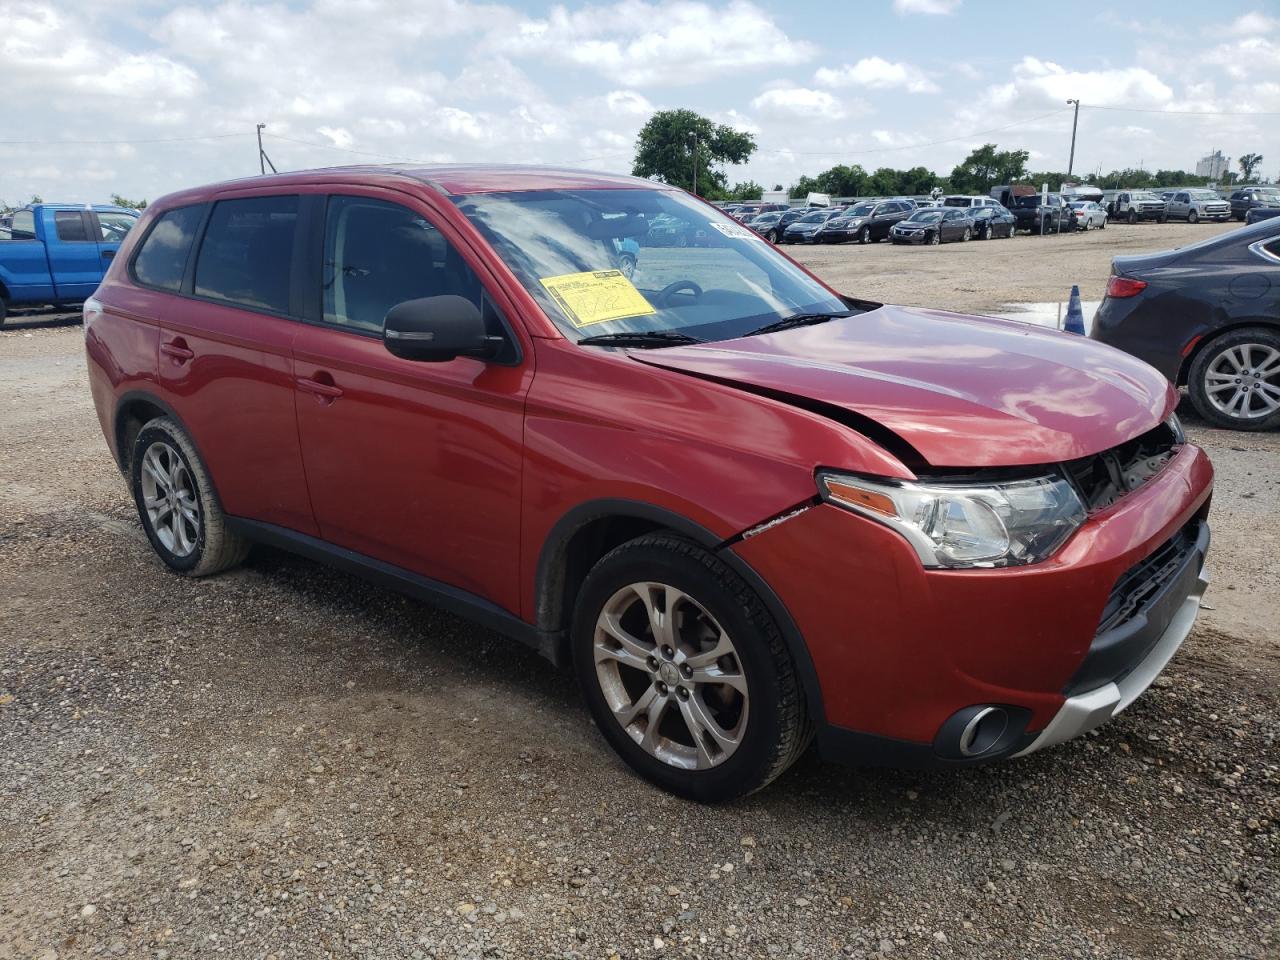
[{"x1": 633, "y1": 305, "x2": 1175, "y2": 469}]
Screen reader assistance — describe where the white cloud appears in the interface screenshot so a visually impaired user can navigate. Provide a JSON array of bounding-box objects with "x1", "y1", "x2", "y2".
[
  {"x1": 751, "y1": 87, "x2": 844, "y2": 120},
  {"x1": 494, "y1": 1, "x2": 816, "y2": 86},
  {"x1": 815, "y1": 56, "x2": 938, "y2": 93},
  {"x1": 1229, "y1": 11, "x2": 1279, "y2": 35},
  {"x1": 893, "y1": 0, "x2": 960, "y2": 14},
  {"x1": 1007, "y1": 57, "x2": 1174, "y2": 108}
]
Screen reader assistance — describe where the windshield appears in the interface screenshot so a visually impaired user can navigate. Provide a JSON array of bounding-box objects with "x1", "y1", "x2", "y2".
[
  {"x1": 907, "y1": 210, "x2": 944, "y2": 222},
  {"x1": 1132, "y1": 192, "x2": 1159, "y2": 201},
  {"x1": 455, "y1": 188, "x2": 848, "y2": 343},
  {"x1": 1187, "y1": 190, "x2": 1218, "y2": 200},
  {"x1": 844, "y1": 203, "x2": 876, "y2": 217},
  {"x1": 798, "y1": 211, "x2": 828, "y2": 223}
]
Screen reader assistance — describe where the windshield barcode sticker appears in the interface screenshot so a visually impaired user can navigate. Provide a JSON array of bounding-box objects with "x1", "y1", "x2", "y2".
[
  {"x1": 539, "y1": 270, "x2": 657, "y2": 328},
  {"x1": 708, "y1": 222, "x2": 757, "y2": 240}
]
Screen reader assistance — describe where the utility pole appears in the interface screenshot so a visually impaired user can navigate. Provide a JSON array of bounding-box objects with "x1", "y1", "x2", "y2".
[
  {"x1": 1065, "y1": 99, "x2": 1080, "y2": 177},
  {"x1": 256, "y1": 123, "x2": 277, "y2": 175},
  {"x1": 688, "y1": 132, "x2": 699, "y2": 197}
]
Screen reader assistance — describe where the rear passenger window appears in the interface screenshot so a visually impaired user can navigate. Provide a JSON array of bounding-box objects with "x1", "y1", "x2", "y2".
[
  {"x1": 133, "y1": 205, "x2": 206, "y2": 292},
  {"x1": 54, "y1": 211, "x2": 90, "y2": 242},
  {"x1": 322, "y1": 195, "x2": 483, "y2": 334},
  {"x1": 9, "y1": 210, "x2": 36, "y2": 240},
  {"x1": 195, "y1": 196, "x2": 298, "y2": 314}
]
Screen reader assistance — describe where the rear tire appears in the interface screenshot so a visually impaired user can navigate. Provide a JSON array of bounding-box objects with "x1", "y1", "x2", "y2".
[
  {"x1": 130, "y1": 417, "x2": 250, "y2": 576},
  {"x1": 1187, "y1": 328, "x2": 1280, "y2": 431},
  {"x1": 571, "y1": 534, "x2": 811, "y2": 801}
]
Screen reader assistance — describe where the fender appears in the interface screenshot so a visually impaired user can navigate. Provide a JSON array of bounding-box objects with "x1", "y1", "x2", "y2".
[
  {"x1": 111, "y1": 389, "x2": 208, "y2": 475},
  {"x1": 534, "y1": 498, "x2": 827, "y2": 726}
]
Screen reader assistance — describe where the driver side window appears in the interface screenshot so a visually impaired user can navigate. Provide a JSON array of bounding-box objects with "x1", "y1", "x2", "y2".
[{"x1": 323, "y1": 195, "x2": 483, "y2": 334}]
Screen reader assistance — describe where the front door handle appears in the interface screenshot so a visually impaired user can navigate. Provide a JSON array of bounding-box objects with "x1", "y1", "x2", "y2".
[
  {"x1": 297, "y1": 375, "x2": 344, "y2": 402},
  {"x1": 160, "y1": 340, "x2": 194, "y2": 364}
]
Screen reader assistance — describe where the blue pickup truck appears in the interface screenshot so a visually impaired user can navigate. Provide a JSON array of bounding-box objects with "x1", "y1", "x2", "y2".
[{"x1": 0, "y1": 204, "x2": 140, "y2": 323}]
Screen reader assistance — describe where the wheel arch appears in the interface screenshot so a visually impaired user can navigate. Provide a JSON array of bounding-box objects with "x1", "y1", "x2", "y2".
[
  {"x1": 1177, "y1": 318, "x2": 1280, "y2": 386},
  {"x1": 534, "y1": 498, "x2": 827, "y2": 725},
  {"x1": 112, "y1": 389, "x2": 205, "y2": 476}
]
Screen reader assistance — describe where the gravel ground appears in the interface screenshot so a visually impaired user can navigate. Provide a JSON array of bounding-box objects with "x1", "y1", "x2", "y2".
[
  {"x1": 2, "y1": 226, "x2": 1278, "y2": 960},
  {"x1": 787, "y1": 220, "x2": 1240, "y2": 315}
]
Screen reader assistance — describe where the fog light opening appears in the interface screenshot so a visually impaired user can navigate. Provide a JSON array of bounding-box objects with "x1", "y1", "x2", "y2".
[{"x1": 958, "y1": 707, "x2": 1009, "y2": 757}]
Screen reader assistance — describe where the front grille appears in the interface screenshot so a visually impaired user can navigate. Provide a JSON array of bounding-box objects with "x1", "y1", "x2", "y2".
[
  {"x1": 1097, "y1": 520, "x2": 1200, "y2": 634},
  {"x1": 1062, "y1": 421, "x2": 1179, "y2": 512}
]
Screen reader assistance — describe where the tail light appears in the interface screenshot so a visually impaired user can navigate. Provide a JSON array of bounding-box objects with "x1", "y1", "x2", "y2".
[{"x1": 1106, "y1": 275, "x2": 1148, "y2": 299}]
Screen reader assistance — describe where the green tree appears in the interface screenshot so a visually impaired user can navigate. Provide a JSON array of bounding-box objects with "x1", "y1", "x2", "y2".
[
  {"x1": 109, "y1": 193, "x2": 149, "y2": 210},
  {"x1": 1239, "y1": 153, "x2": 1264, "y2": 183},
  {"x1": 814, "y1": 164, "x2": 868, "y2": 197},
  {"x1": 632, "y1": 109, "x2": 756, "y2": 199},
  {"x1": 949, "y1": 144, "x2": 1029, "y2": 194},
  {"x1": 788, "y1": 175, "x2": 821, "y2": 200},
  {"x1": 724, "y1": 181, "x2": 765, "y2": 202},
  {"x1": 895, "y1": 166, "x2": 938, "y2": 196},
  {"x1": 30, "y1": 194, "x2": 44, "y2": 205}
]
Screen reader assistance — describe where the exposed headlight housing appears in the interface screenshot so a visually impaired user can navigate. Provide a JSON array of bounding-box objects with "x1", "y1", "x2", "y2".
[
  {"x1": 1165, "y1": 412, "x2": 1185, "y2": 444},
  {"x1": 818, "y1": 471, "x2": 1086, "y2": 568}
]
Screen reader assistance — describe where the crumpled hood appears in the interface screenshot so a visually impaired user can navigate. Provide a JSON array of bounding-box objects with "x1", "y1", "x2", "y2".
[{"x1": 634, "y1": 305, "x2": 1176, "y2": 468}]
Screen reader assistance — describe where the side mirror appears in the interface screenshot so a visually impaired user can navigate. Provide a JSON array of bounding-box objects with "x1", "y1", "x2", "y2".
[{"x1": 383, "y1": 295, "x2": 502, "y2": 363}]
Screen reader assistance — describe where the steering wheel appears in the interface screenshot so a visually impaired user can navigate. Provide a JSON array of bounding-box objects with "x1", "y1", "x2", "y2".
[{"x1": 657, "y1": 280, "x2": 703, "y2": 307}]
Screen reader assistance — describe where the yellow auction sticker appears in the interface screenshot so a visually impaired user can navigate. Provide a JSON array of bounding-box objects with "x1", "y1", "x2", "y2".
[{"x1": 538, "y1": 269, "x2": 657, "y2": 328}]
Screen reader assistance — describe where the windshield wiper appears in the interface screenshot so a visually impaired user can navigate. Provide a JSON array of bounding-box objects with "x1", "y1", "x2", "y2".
[
  {"x1": 576, "y1": 330, "x2": 704, "y2": 348},
  {"x1": 744, "y1": 312, "x2": 851, "y2": 337}
]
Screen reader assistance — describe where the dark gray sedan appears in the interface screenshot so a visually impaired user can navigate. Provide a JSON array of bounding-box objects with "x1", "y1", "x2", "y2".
[
  {"x1": 889, "y1": 208, "x2": 974, "y2": 245},
  {"x1": 1091, "y1": 219, "x2": 1280, "y2": 430}
]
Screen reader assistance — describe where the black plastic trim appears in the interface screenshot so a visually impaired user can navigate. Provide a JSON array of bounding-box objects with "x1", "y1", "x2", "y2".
[
  {"x1": 1065, "y1": 519, "x2": 1208, "y2": 697},
  {"x1": 225, "y1": 517, "x2": 556, "y2": 661},
  {"x1": 112, "y1": 389, "x2": 207, "y2": 474},
  {"x1": 817, "y1": 718, "x2": 1038, "y2": 769}
]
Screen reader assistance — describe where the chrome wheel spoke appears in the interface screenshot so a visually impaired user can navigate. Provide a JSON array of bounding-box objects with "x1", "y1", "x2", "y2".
[
  {"x1": 677, "y1": 692, "x2": 741, "y2": 769},
  {"x1": 688, "y1": 662, "x2": 748, "y2": 695},
  {"x1": 683, "y1": 635, "x2": 734, "y2": 670},
  {"x1": 139, "y1": 440, "x2": 200, "y2": 557},
  {"x1": 615, "y1": 682, "x2": 659, "y2": 727},
  {"x1": 596, "y1": 612, "x2": 653, "y2": 668}
]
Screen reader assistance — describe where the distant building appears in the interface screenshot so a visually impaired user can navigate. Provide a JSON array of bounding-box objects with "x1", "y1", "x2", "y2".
[{"x1": 1196, "y1": 150, "x2": 1230, "y2": 179}]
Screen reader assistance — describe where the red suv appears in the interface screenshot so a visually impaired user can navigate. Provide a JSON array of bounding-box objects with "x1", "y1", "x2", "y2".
[{"x1": 85, "y1": 166, "x2": 1213, "y2": 801}]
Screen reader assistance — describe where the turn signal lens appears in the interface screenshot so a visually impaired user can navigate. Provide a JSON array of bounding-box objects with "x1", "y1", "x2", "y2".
[
  {"x1": 823, "y1": 479, "x2": 897, "y2": 517},
  {"x1": 1105, "y1": 275, "x2": 1148, "y2": 299}
]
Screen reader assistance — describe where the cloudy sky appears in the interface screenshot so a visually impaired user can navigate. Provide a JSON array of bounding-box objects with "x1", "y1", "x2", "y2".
[{"x1": 3, "y1": 0, "x2": 1278, "y2": 204}]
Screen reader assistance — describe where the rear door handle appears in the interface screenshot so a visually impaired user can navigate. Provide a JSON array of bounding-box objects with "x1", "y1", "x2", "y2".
[
  {"x1": 101, "y1": 250, "x2": 115, "y2": 261},
  {"x1": 160, "y1": 341, "x2": 194, "y2": 363},
  {"x1": 296, "y1": 376, "x2": 344, "y2": 400}
]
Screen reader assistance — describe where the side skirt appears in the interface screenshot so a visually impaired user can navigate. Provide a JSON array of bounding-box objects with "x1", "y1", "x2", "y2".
[{"x1": 225, "y1": 518, "x2": 563, "y2": 666}]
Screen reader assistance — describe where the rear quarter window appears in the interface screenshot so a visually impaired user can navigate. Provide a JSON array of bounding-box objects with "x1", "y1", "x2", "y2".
[
  {"x1": 132, "y1": 205, "x2": 206, "y2": 292},
  {"x1": 54, "y1": 211, "x2": 90, "y2": 242},
  {"x1": 194, "y1": 196, "x2": 299, "y2": 315}
]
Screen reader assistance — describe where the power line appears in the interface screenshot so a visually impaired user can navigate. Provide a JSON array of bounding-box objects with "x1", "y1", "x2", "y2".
[
  {"x1": 265, "y1": 133, "x2": 433, "y2": 163},
  {"x1": 757, "y1": 107, "x2": 1074, "y2": 159},
  {"x1": 0, "y1": 132, "x2": 249, "y2": 145},
  {"x1": 1083, "y1": 104, "x2": 1280, "y2": 117}
]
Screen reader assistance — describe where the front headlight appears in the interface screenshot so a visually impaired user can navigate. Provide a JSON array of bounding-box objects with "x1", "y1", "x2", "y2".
[{"x1": 818, "y1": 471, "x2": 1086, "y2": 568}]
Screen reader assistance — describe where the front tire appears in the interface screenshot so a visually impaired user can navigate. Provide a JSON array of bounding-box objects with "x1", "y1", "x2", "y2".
[
  {"x1": 571, "y1": 534, "x2": 811, "y2": 801},
  {"x1": 1128, "y1": 210, "x2": 1138, "y2": 225},
  {"x1": 1188, "y1": 328, "x2": 1280, "y2": 431},
  {"x1": 130, "y1": 417, "x2": 250, "y2": 575},
  {"x1": 928, "y1": 230, "x2": 940, "y2": 245},
  {"x1": 1188, "y1": 209, "x2": 1199, "y2": 224}
]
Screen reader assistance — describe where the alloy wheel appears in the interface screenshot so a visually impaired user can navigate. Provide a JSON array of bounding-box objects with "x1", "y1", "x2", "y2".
[
  {"x1": 139, "y1": 441, "x2": 201, "y2": 556},
  {"x1": 593, "y1": 581, "x2": 748, "y2": 770},
  {"x1": 1203, "y1": 344, "x2": 1280, "y2": 421}
]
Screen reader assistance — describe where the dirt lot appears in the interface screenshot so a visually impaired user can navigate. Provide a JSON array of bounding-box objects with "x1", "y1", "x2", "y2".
[
  {"x1": 788, "y1": 220, "x2": 1239, "y2": 315},
  {"x1": 2, "y1": 224, "x2": 1277, "y2": 960}
]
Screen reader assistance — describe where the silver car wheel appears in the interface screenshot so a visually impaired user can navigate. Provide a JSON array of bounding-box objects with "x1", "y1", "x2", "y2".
[
  {"x1": 593, "y1": 581, "x2": 748, "y2": 770},
  {"x1": 1204, "y1": 344, "x2": 1280, "y2": 420},
  {"x1": 140, "y1": 441, "x2": 201, "y2": 556}
]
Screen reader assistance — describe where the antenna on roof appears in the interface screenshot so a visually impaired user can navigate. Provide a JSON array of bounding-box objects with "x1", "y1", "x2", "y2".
[{"x1": 256, "y1": 123, "x2": 277, "y2": 176}]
